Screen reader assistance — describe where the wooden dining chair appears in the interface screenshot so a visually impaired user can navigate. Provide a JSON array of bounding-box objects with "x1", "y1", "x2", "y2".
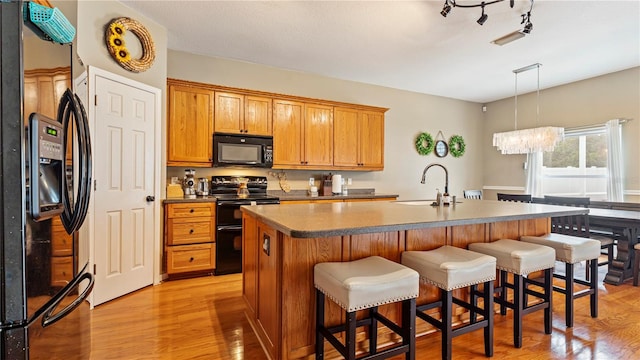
[
  {"x1": 497, "y1": 193, "x2": 532, "y2": 203},
  {"x1": 542, "y1": 196, "x2": 615, "y2": 280},
  {"x1": 463, "y1": 190, "x2": 482, "y2": 200}
]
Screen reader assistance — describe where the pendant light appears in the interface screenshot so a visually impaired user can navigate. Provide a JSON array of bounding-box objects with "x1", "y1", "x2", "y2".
[{"x1": 493, "y1": 63, "x2": 564, "y2": 154}]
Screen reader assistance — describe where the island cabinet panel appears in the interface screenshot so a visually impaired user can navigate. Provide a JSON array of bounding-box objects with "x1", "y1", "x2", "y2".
[
  {"x1": 451, "y1": 223, "x2": 488, "y2": 248},
  {"x1": 242, "y1": 214, "x2": 258, "y2": 319},
  {"x1": 281, "y1": 235, "x2": 343, "y2": 360},
  {"x1": 520, "y1": 217, "x2": 551, "y2": 237},
  {"x1": 256, "y1": 221, "x2": 281, "y2": 360}
]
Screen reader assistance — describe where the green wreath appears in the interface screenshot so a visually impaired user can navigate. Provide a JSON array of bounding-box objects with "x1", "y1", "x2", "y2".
[
  {"x1": 449, "y1": 135, "x2": 466, "y2": 158},
  {"x1": 415, "y1": 132, "x2": 434, "y2": 155}
]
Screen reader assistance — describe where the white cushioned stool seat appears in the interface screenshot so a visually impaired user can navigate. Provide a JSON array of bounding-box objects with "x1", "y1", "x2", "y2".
[
  {"x1": 314, "y1": 256, "x2": 419, "y2": 312},
  {"x1": 402, "y1": 245, "x2": 496, "y2": 290},
  {"x1": 521, "y1": 233, "x2": 601, "y2": 264},
  {"x1": 469, "y1": 239, "x2": 555, "y2": 275}
]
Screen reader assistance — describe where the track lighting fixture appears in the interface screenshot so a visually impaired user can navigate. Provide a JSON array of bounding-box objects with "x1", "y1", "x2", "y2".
[
  {"x1": 439, "y1": 0, "x2": 534, "y2": 32},
  {"x1": 477, "y1": 4, "x2": 488, "y2": 25},
  {"x1": 521, "y1": 11, "x2": 533, "y2": 34},
  {"x1": 440, "y1": 2, "x2": 452, "y2": 17}
]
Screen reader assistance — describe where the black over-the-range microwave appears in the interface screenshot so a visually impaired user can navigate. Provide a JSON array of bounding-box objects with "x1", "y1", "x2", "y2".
[{"x1": 213, "y1": 133, "x2": 274, "y2": 168}]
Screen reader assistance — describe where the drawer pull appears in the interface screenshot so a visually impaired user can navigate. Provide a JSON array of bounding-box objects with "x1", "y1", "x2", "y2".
[
  {"x1": 190, "y1": 208, "x2": 194, "y2": 213},
  {"x1": 190, "y1": 229, "x2": 194, "y2": 234},
  {"x1": 189, "y1": 257, "x2": 194, "y2": 262}
]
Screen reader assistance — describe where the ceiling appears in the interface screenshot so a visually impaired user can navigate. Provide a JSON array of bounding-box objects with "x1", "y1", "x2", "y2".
[{"x1": 119, "y1": 0, "x2": 640, "y2": 103}]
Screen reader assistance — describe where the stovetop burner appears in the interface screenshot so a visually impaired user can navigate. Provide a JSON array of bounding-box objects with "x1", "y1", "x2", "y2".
[{"x1": 209, "y1": 175, "x2": 278, "y2": 202}]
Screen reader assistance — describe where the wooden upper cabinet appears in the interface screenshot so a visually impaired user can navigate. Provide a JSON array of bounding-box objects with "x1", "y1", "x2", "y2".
[
  {"x1": 334, "y1": 107, "x2": 384, "y2": 170},
  {"x1": 304, "y1": 103, "x2": 333, "y2": 167},
  {"x1": 272, "y1": 100, "x2": 333, "y2": 168},
  {"x1": 167, "y1": 83, "x2": 214, "y2": 166},
  {"x1": 214, "y1": 92, "x2": 272, "y2": 136},
  {"x1": 214, "y1": 92, "x2": 244, "y2": 134},
  {"x1": 272, "y1": 99, "x2": 304, "y2": 166},
  {"x1": 359, "y1": 111, "x2": 384, "y2": 169},
  {"x1": 23, "y1": 67, "x2": 70, "y2": 125},
  {"x1": 244, "y1": 96, "x2": 272, "y2": 135},
  {"x1": 166, "y1": 78, "x2": 386, "y2": 171}
]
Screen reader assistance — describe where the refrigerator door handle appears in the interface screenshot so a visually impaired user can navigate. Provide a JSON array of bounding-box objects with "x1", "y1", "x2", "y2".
[
  {"x1": 41, "y1": 271, "x2": 94, "y2": 328},
  {"x1": 26, "y1": 263, "x2": 95, "y2": 328}
]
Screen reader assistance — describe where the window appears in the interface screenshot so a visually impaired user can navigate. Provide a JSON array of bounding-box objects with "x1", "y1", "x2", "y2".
[{"x1": 541, "y1": 126, "x2": 608, "y2": 200}]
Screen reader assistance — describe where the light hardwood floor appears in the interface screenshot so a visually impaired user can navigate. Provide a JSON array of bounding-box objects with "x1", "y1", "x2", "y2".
[{"x1": 89, "y1": 266, "x2": 640, "y2": 359}]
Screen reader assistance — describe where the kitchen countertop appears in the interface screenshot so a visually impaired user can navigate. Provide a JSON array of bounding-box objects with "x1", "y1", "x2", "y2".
[
  {"x1": 240, "y1": 199, "x2": 589, "y2": 238},
  {"x1": 163, "y1": 188, "x2": 398, "y2": 204},
  {"x1": 163, "y1": 197, "x2": 217, "y2": 204}
]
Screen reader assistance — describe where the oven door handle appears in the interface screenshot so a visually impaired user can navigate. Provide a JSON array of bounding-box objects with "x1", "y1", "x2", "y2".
[
  {"x1": 217, "y1": 225, "x2": 243, "y2": 231},
  {"x1": 217, "y1": 201, "x2": 253, "y2": 207}
]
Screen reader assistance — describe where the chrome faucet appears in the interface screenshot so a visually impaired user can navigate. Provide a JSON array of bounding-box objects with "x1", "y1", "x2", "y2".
[{"x1": 420, "y1": 163, "x2": 449, "y2": 194}]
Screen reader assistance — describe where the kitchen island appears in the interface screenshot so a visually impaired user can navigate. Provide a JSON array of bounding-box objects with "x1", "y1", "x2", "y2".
[{"x1": 241, "y1": 200, "x2": 587, "y2": 360}]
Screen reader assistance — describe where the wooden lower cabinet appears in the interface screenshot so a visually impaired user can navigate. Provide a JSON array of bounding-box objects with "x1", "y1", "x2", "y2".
[
  {"x1": 166, "y1": 243, "x2": 215, "y2": 273},
  {"x1": 51, "y1": 217, "x2": 73, "y2": 287},
  {"x1": 164, "y1": 202, "x2": 216, "y2": 276}
]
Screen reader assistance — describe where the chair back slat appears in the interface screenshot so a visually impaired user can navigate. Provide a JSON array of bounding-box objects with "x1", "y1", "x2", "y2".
[
  {"x1": 497, "y1": 193, "x2": 532, "y2": 203},
  {"x1": 542, "y1": 196, "x2": 591, "y2": 238},
  {"x1": 463, "y1": 190, "x2": 482, "y2": 200}
]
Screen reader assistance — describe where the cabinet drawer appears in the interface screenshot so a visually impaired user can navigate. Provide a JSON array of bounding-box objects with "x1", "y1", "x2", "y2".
[
  {"x1": 166, "y1": 203, "x2": 215, "y2": 218},
  {"x1": 51, "y1": 256, "x2": 73, "y2": 287},
  {"x1": 167, "y1": 217, "x2": 214, "y2": 245},
  {"x1": 51, "y1": 229, "x2": 73, "y2": 256},
  {"x1": 167, "y1": 243, "x2": 215, "y2": 274}
]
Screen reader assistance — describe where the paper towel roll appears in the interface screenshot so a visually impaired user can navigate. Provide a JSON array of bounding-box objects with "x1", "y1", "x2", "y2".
[{"x1": 331, "y1": 174, "x2": 342, "y2": 194}]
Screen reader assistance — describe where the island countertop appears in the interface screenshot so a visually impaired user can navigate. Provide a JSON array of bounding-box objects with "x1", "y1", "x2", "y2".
[{"x1": 240, "y1": 199, "x2": 588, "y2": 238}]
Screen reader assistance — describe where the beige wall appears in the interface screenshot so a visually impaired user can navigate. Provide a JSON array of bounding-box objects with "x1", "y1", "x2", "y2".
[
  {"x1": 482, "y1": 67, "x2": 640, "y2": 202},
  {"x1": 167, "y1": 50, "x2": 485, "y2": 200}
]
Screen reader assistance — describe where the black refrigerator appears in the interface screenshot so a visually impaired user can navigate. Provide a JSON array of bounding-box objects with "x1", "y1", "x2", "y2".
[{"x1": 1, "y1": 1, "x2": 94, "y2": 359}]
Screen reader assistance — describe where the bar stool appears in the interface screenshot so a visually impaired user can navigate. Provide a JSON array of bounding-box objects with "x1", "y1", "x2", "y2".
[
  {"x1": 521, "y1": 233, "x2": 601, "y2": 327},
  {"x1": 401, "y1": 246, "x2": 496, "y2": 360},
  {"x1": 468, "y1": 239, "x2": 555, "y2": 348},
  {"x1": 634, "y1": 243, "x2": 640, "y2": 287},
  {"x1": 314, "y1": 256, "x2": 419, "y2": 360}
]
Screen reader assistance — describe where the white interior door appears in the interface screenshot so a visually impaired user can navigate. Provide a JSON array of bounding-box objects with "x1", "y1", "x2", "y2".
[{"x1": 90, "y1": 68, "x2": 160, "y2": 306}]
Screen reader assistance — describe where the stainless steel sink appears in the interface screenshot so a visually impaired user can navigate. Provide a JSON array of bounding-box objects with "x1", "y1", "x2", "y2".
[
  {"x1": 394, "y1": 200, "x2": 462, "y2": 205},
  {"x1": 394, "y1": 200, "x2": 435, "y2": 205}
]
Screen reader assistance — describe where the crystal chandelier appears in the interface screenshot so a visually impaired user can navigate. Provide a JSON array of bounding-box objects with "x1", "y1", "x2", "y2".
[{"x1": 493, "y1": 63, "x2": 564, "y2": 154}]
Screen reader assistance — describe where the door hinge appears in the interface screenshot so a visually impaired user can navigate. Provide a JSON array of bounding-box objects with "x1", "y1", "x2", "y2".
[
  {"x1": 94, "y1": 95, "x2": 98, "y2": 106},
  {"x1": 93, "y1": 264, "x2": 96, "y2": 275},
  {"x1": 94, "y1": 179, "x2": 97, "y2": 191}
]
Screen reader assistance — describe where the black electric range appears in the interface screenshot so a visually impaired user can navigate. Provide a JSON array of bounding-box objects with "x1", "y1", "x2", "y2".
[{"x1": 210, "y1": 176, "x2": 279, "y2": 275}]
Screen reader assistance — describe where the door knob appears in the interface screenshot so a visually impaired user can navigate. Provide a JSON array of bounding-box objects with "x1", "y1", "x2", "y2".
[{"x1": 146, "y1": 196, "x2": 155, "y2": 202}]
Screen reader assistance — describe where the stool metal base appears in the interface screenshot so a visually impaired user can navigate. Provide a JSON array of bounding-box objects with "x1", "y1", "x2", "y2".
[
  {"x1": 416, "y1": 280, "x2": 494, "y2": 360},
  {"x1": 315, "y1": 290, "x2": 416, "y2": 360},
  {"x1": 553, "y1": 259, "x2": 598, "y2": 327},
  {"x1": 491, "y1": 268, "x2": 553, "y2": 348}
]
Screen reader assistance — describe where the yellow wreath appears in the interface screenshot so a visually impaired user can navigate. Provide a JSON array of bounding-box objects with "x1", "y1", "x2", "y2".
[{"x1": 105, "y1": 17, "x2": 155, "y2": 73}]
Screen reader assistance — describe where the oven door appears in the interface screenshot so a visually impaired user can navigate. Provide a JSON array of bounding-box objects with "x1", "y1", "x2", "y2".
[
  {"x1": 214, "y1": 224, "x2": 243, "y2": 275},
  {"x1": 215, "y1": 201, "x2": 245, "y2": 275}
]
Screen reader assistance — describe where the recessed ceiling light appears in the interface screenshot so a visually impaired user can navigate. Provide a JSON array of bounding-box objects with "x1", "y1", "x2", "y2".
[{"x1": 491, "y1": 30, "x2": 526, "y2": 46}]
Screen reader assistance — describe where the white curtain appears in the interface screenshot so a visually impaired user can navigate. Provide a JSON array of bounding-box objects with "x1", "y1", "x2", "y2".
[
  {"x1": 525, "y1": 151, "x2": 543, "y2": 197},
  {"x1": 605, "y1": 119, "x2": 624, "y2": 201}
]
